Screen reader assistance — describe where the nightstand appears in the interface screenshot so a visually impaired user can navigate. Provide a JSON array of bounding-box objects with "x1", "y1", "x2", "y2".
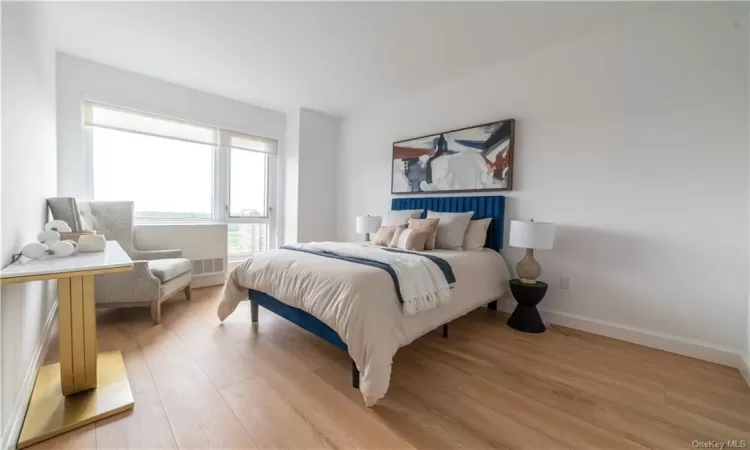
[{"x1": 507, "y1": 279, "x2": 548, "y2": 333}]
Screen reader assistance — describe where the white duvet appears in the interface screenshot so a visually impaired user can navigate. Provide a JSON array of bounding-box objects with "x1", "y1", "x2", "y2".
[
  {"x1": 284, "y1": 242, "x2": 453, "y2": 316},
  {"x1": 217, "y1": 243, "x2": 510, "y2": 406}
]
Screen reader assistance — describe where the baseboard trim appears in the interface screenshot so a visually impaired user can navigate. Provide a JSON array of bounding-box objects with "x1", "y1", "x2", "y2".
[
  {"x1": 0, "y1": 302, "x2": 58, "y2": 450},
  {"x1": 740, "y1": 353, "x2": 750, "y2": 388},
  {"x1": 540, "y1": 308, "x2": 738, "y2": 366},
  {"x1": 497, "y1": 301, "x2": 738, "y2": 367}
]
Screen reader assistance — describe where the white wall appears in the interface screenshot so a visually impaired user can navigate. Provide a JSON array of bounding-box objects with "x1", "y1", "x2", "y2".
[
  {"x1": 282, "y1": 109, "x2": 300, "y2": 244},
  {"x1": 0, "y1": 2, "x2": 58, "y2": 445},
  {"x1": 337, "y1": 3, "x2": 749, "y2": 364},
  {"x1": 297, "y1": 108, "x2": 340, "y2": 243},
  {"x1": 283, "y1": 107, "x2": 340, "y2": 244}
]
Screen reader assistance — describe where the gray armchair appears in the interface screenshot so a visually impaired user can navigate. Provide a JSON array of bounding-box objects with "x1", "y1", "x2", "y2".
[{"x1": 77, "y1": 201, "x2": 193, "y2": 324}]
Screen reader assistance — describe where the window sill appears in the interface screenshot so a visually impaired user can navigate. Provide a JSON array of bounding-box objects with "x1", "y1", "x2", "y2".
[{"x1": 135, "y1": 220, "x2": 225, "y2": 226}]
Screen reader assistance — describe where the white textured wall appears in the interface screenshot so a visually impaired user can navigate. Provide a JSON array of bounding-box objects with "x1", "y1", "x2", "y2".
[
  {"x1": 0, "y1": 2, "x2": 57, "y2": 442},
  {"x1": 337, "y1": 3, "x2": 749, "y2": 362}
]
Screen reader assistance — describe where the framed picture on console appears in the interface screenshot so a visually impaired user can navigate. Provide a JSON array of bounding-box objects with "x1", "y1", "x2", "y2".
[{"x1": 391, "y1": 118, "x2": 515, "y2": 194}]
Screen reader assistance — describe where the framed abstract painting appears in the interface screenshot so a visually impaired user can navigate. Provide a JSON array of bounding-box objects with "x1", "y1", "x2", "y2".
[{"x1": 391, "y1": 118, "x2": 515, "y2": 194}]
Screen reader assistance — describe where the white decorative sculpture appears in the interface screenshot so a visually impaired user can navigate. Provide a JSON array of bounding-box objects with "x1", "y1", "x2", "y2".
[
  {"x1": 45, "y1": 220, "x2": 72, "y2": 233},
  {"x1": 37, "y1": 230, "x2": 61, "y2": 243},
  {"x1": 16, "y1": 220, "x2": 77, "y2": 261},
  {"x1": 48, "y1": 240, "x2": 76, "y2": 258},
  {"x1": 21, "y1": 242, "x2": 49, "y2": 260}
]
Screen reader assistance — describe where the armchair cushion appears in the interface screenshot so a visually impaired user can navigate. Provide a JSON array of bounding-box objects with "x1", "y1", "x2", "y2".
[{"x1": 148, "y1": 258, "x2": 192, "y2": 282}]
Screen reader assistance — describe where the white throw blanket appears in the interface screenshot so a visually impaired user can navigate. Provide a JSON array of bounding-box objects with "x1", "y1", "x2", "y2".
[{"x1": 284, "y1": 242, "x2": 452, "y2": 316}]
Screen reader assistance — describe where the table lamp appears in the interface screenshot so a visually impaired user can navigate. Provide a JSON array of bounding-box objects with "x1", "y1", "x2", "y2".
[
  {"x1": 509, "y1": 219, "x2": 555, "y2": 284},
  {"x1": 355, "y1": 215, "x2": 382, "y2": 242}
]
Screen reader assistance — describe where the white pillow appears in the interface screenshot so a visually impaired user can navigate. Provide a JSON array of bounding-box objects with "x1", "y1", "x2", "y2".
[
  {"x1": 463, "y1": 218, "x2": 492, "y2": 251},
  {"x1": 382, "y1": 209, "x2": 423, "y2": 227},
  {"x1": 425, "y1": 211, "x2": 474, "y2": 250}
]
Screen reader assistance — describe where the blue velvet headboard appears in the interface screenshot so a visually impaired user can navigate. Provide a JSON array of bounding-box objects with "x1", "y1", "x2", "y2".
[{"x1": 391, "y1": 196, "x2": 505, "y2": 251}]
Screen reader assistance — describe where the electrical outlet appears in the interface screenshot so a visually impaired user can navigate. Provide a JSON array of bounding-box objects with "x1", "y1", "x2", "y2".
[{"x1": 560, "y1": 276, "x2": 572, "y2": 290}]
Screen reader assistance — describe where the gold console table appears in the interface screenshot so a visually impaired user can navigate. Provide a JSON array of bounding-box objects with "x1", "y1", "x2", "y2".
[{"x1": 0, "y1": 241, "x2": 134, "y2": 448}]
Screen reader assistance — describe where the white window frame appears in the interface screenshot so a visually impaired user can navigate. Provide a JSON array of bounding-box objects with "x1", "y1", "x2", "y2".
[
  {"x1": 83, "y1": 101, "x2": 278, "y2": 253},
  {"x1": 218, "y1": 132, "x2": 278, "y2": 257}
]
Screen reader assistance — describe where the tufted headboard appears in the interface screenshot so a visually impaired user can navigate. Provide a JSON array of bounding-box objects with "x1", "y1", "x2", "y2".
[{"x1": 391, "y1": 196, "x2": 505, "y2": 251}]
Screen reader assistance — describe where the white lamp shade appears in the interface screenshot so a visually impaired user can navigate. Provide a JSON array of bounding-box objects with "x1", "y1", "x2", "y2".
[
  {"x1": 509, "y1": 220, "x2": 555, "y2": 250},
  {"x1": 355, "y1": 216, "x2": 382, "y2": 234}
]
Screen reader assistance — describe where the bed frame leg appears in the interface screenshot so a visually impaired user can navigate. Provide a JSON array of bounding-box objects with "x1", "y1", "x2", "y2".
[
  {"x1": 250, "y1": 300, "x2": 258, "y2": 323},
  {"x1": 352, "y1": 360, "x2": 360, "y2": 389},
  {"x1": 442, "y1": 324, "x2": 448, "y2": 338},
  {"x1": 488, "y1": 300, "x2": 498, "y2": 310}
]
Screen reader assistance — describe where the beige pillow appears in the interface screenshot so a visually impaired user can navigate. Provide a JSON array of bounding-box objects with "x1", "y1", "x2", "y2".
[
  {"x1": 395, "y1": 228, "x2": 428, "y2": 251},
  {"x1": 382, "y1": 209, "x2": 423, "y2": 227},
  {"x1": 388, "y1": 225, "x2": 407, "y2": 247},
  {"x1": 426, "y1": 211, "x2": 474, "y2": 250},
  {"x1": 407, "y1": 218, "x2": 440, "y2": 250},
  {"x1": 371, "y1": 225, "x2": 399, "y2": 246},
  {"x1": 463, "y1": 218, "x2": 492, "y2": 250}
]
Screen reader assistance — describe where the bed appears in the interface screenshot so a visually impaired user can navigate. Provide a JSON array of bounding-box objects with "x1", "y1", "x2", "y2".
[{"x1": 218, "y1": 195, "x2": 510, "y2": 406}]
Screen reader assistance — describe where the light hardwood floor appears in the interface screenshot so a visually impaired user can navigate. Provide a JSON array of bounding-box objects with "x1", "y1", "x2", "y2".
[{"x1": 35, "y1": 287, "x2": 750, "y2": 450}]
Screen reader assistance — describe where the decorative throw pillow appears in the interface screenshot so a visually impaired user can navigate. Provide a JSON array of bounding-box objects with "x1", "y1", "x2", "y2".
[
  {"x1": 388, "y1": 225, "x2": 407, "y2": 247},
  {"x1": 395, "y1": 228, "x2": 428, "y2": 251},
  {"x1": 371, "y1": 225, "x2": 399, "y2": 246},
  {"x1": 426, "y1": 211, "x2": 474, "y2": 250},
  {"x1": 407, "y1": 218, "x2": 440, "y2": 250},
  {"x1": 463, "y1": 218, "x2": 492, "y2": 251},
  {"x1": 382, "y1": 209, "x2": 423, "y2": 227}
]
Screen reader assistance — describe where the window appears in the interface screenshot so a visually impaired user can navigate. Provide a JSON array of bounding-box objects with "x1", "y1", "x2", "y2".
[
  {"x1": 84, "y1": 102, "x2": 277, "y2": 257},
  {"x1": 92, "y1": 128, "x2": 214, "y2": 220}
]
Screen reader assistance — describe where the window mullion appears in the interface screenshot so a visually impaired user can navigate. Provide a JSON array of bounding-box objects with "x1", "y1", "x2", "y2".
[{"x1": 215, "y1": 143, "x2": 229, "y2": 221}]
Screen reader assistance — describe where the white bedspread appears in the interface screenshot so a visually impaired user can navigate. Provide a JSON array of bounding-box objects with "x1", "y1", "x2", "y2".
[
  {"x1": 284, "y1": 242, "x2": 452, "y2": 316},
  {"x1": 217, "y1": 243, "x2": 510, "y2": 406}
]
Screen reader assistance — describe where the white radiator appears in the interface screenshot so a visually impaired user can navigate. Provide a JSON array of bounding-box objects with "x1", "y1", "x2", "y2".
[{"x1": 134, "y1": 223, "x2": 228, "y2": 288}]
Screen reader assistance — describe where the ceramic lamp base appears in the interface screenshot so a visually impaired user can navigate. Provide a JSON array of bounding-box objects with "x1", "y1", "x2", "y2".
[{"x1": 516, "y1": 248, "x2": 541, "y2": 283}]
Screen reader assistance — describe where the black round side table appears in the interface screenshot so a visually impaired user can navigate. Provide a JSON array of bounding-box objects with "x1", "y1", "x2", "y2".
[{"x1": 507, "y1": 279, "x2": 548, "y2": 333}]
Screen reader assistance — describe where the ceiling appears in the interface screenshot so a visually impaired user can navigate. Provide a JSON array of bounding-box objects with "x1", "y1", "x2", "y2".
[{"x1": 41, "y1": 2, "x2": 650, "y2": 117}]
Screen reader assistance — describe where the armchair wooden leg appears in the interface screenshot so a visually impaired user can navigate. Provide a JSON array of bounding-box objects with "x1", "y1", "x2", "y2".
[
  {"x1": 184, "y1": 284, "x2": 192, "y2": 301},
  {"x1": 150, "y1": 300, "x2": 161, "y2": 325}
]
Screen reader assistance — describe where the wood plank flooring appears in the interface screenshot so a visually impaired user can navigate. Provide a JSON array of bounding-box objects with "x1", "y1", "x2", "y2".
[{"x1": 35, "y1": 287, "x2": 750, "y2": 449}]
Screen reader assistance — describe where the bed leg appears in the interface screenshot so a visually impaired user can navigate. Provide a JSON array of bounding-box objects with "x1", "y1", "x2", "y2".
[
  {"x1": 488, "y1": 300, "x2": 498, "y2": 310},
  {"x1": 442, "y1": 324, "x2": 448, "y2": 338},
  {"x1": 352, "y1": 360, "x2": 360, "y2": 389},
  {"x1": 250, "y1": 300, "x2": 258, "y2": 323}
]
